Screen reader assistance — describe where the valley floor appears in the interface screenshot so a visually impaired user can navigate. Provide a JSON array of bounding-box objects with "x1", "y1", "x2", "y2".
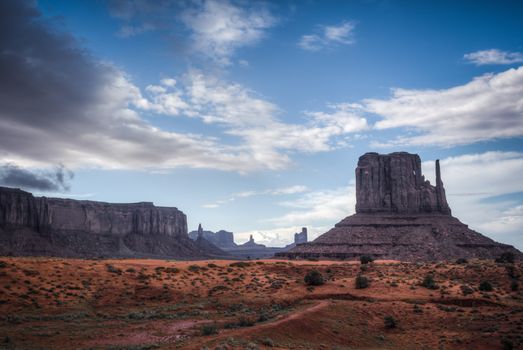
[{"x1": 0, "y1": 257, "x2": 522, "y2": 349}]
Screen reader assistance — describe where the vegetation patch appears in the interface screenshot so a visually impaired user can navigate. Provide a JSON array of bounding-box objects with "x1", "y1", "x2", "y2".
[
  {"x1": 355, "y1": 275, "x2": 370, "y2": 289},
  {"x1": 304, "y1": 270, "x2": 324, "y2": 286}
]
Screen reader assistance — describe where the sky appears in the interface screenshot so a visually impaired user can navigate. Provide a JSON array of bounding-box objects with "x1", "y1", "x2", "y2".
[{"x1": 1, "y1": 0, "x2": 523, "y2": 249}]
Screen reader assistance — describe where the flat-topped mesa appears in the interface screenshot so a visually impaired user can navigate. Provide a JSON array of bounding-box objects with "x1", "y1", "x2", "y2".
[
  {"x1": 355, "y1": 152, "x2": 451, "y2": 215},
  {"x1": 0, "y1": 186, "x2": 221, "y2": 259},
  {"x1": 0, "y1": 187, "x2": 187, "y2": 237}
]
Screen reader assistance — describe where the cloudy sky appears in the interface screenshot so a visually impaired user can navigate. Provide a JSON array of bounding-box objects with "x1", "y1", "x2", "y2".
[{"x1": 1, "y1": 0, "x2": 523, "y2": 249}]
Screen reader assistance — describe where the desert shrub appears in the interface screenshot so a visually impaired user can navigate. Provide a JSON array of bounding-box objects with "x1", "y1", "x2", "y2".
[
  {"x1": 237, "y1": 317, "x2": 254, "y2": 327},
  {"x1": 257, "y1": 312, "x2": 270, "y2": 322},
  {"x1": 421, "y1": 274, "x2": 438, "y2": 289},
  {"x1": 23, "y1": 269, "x2": 39, "y2": 277},
  {"x1": 229, "y1": 261, "x2": 250, "y2": 268},
  {"x1": 207, "y1": 263, "x2": 218, "y2": 268},
  {"x1": 225, "y1": 317, "x2": 254, "y2": 328},
  {"x1": 460, "y1": 285, "x2": 474, "y2": 296},
  {"x1": 455, "y1": 258, "x2": 468, "y2": 264},
  {"x1": 261, "y1": 338, "x2": 274, "y2": 347},
  {"x1": 188, "y1": 265, "x2": 200, "y2": 272},
  {"x1": 384, "y1": 315, "x2": 397, "y2": 329},
  {"x1": 479, "y1": 281, "x2": 493, "y2": 292},
  {"x1": 164, "y1": 267, "x2": 179, "y2": 274},
  {"x1": 105, "y1": 265, "x2": 122, "y2": 274},
  {"x1": 200, "y1": 323, "x2": 218, "y2": 336},
  {"x1": 0, "y1": 261, "x2": 7, "y2": 268},
  {"x1": 355, "y1": 275, "x2": 369, "y2": 289},
  {"x1": 126, "y1": 268, "x2": 136, "y2": 273},
  {"x1": 208, "y1": 285, "x2": 229, "y2": 296},
  {"x1": 307, "y1": 257, "x2": 319, "y2": 262},
  {"x1": 304, "y1": 270, "x2": 324, "y2": 286},
  {"x1": 496, "y1": 252, "x2": 515, "y2": 264},
  {"x1": 360, "y1": 255, "x2": 374, "y2": 264},
  {"x1": 511, "y1": 281, "x2": 519, "y2": 291}
]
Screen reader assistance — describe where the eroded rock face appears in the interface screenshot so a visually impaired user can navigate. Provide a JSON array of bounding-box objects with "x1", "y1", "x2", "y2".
[
  {"x1": 0, "y1": 187, "x2": 187, "y2": 237},
  {"x1": 0, "y1": 186, "x2": 213, "y2": 258},
  {"x1": 279, "y1": 152, "x2": 521, "y2": 261},
  {"x1": 189, "y1": 228, "x2": 237, "y2": 249},
  {"x1": 355, "y1": 152, "x2": 451, "y2": 215},
  {"x1": 294, "y1": 227, "x2": 308, "y2": 244}
]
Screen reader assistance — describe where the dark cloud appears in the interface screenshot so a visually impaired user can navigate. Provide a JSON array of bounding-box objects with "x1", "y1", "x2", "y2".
[
  {"x1": 0, "y1": 1, "x2": 310, "y2": 173},
  {"x1": 0, "y1": 164, "x2": 74, "y2": 192},
  {"x1": 0, "y1": 0, "x2": 254, "y2": 171}
]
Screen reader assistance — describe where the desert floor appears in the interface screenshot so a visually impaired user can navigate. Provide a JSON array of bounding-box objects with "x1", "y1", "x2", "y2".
[{"x1": 0, "y1": 257, "x2": 522, "y2": 349}]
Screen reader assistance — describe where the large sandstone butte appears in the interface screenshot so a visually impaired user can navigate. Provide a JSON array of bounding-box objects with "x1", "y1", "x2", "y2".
[
  {"x1": 279, "y1": 152, "x2": 522, "y2": 261},
  {"x1": 0, "y1": 186, "x2": 224, "y2": 259}
]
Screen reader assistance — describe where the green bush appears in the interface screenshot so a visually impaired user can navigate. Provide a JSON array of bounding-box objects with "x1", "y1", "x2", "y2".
[
  {"x1": 164, "y1": 267, "x2": 179, "y2": 274},
  {"x1": 384, "y1": 315, "x2": 397, "y2": 329},
  {"x1": 188, "y1": 265, "x2": 200, "y2": 272},
  {"x1": 106, "y1": 264, "x2": 122, "y2": 274},
  {"x1": 200, "y1": 323, "x2": 218, "y2": 336},
  {"x1": 421, "y1": 274, "x2": 438, "y2": 289},
  {"x1": 229, "y1": 261, "x2": 251, "y2": 268},
  {"x1": 304, "y1": 270, "x2": 324, "y2": 286},
  {"x1": 355, "y1": 275, "x2": 369, "y2": 289},
  {"x1": 479, "y1": 281, "x2": 493, "y2": 292},
  {"x1": 261, "y1": 338, "x2": 274, "y2": 347},
  {"x1": 360, "y1": 255, "x2": 374, "y2": 264},
  {"x1": 460, "y1": 285, "x2": 474, "y2": 296}
]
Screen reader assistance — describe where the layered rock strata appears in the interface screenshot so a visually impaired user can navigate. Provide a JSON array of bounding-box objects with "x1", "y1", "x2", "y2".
[
  {"x1": 0, "y1": 186, "x2": 220, "y2": 258},
  {"x1": 278, "y1": 152, "x2": 521, "y2": 261}
]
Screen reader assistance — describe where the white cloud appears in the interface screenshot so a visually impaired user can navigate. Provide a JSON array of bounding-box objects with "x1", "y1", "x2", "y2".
[
  {"x1": 257, "y1": 152, "x2": 523, "y2": 249},
  {"x1": 366, "y1": 66, "x2": 523, "y2": 147},
  {"x1": 269, "y1": 185, "x2": 355, "y2": 227},
  {"x1": 235, "y1": 225, "x2": 330, "y2": 247},
  {"x1": 141, "y1": 71, "x2": 369, "y2": 170},
  {"x1": 298, "y1": 21, "x2": 355, "y2": 51},
  {"x1": 464, "y1": 49, "x2": 523, "y2": 65},
  {"x1": 422, "y1": 151, "x2": 523, "y2": 249},
  {"x1": 202, "y1": 185, "x2": 308, "y2": 209},
  {"x1": 180, "y1": 0, "x2": 275, "y2": 65},
  {"x1": 117, "y1": 23, "x2": 154, "y2": 38}
]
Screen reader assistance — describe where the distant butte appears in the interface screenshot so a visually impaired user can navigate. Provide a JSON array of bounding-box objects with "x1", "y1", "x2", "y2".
[
  {"x1": 0, "y1": 187, "x2": 225, "y2": 259},
  {"x1": 278, "y1": 152, "x2": 522, "y2": 261}
]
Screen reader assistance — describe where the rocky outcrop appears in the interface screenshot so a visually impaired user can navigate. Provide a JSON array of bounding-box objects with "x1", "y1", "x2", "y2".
[
  {"x1": 278, "y1": 152, "x2": 522, "y2": 261},
  {"x1": 355, "y1": 152, "x2": 450, "y2": 215},
  {"x1": 189, "y1": 226, "x2": 237, "y2": 249},
  {"x1": 294, "y1": 227, "x2": 308, "y2": 244},
  {"x1": 0, "y1": 186, "x2": 218, "y2": 259}
]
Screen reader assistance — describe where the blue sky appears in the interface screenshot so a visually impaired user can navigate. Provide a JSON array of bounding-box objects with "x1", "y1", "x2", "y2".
[{"x1": 1, "y1": 0, "x2": 523, "y2": 249}]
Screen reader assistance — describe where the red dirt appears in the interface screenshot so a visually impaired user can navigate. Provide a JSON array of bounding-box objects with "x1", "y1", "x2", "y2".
[{"x1": 0, "y1": 257, "x2": 521, "y2": 349}]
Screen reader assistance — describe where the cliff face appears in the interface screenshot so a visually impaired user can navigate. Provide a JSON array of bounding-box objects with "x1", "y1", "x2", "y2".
[
  {"x1": 0, "y1": 187, "x2": 187, "y2": 237},
  {"x1": 355, "y1": 152, "x2": 451, "y2": 215},
  {"x1": 280, "y1": 152, "x2": 521, "y2": 261},
  {"x1": 0, "y1": 186, "x2": 213, "y2": 259}
]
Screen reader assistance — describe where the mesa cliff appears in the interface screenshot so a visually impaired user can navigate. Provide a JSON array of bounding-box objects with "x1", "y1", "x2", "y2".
[
  {"x1": 279, "y1": 152, "x2": 522, "y2": 261},
  {"x1": 0, "y1": 187, "x2": 221, "y2": 259}
]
